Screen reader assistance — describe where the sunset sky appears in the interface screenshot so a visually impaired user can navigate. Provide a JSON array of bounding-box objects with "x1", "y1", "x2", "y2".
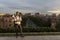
[{"x1": 0, "y1": 0, "x2": 60, "y2": 14}]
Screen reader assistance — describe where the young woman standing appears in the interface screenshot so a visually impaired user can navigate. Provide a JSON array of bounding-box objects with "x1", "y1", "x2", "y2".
[{"x1": 12, "y1": 11, "x2": 22, "y2": 37}]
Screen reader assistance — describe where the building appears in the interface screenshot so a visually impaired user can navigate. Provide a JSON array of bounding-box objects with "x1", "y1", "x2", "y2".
[
  {"x1": 0, "y1": 14, "x2": 14, "y2": 28},
  {"x1": 25, "y1": 13, "x2": 32, "y2": 16},
  {"x1": 35, "y1": 12, "x2": 40, "y2": 16}
]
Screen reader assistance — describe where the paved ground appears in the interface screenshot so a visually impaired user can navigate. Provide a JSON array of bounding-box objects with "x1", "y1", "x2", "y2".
[{"x1": 0, "y1": 36, "x2": 60, "y2": 40}]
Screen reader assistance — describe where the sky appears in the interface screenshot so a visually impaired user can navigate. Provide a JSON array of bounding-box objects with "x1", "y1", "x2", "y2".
[{"x1": 0, "y1": 0, "x2": 60, "y2": 14}]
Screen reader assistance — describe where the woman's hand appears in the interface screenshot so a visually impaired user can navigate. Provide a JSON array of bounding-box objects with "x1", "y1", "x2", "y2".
[{"x1": 10, "y1": 17, "x2": 14, "y2": 22}]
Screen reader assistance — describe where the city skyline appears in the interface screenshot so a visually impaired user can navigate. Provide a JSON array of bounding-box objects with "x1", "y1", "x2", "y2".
[{"x1": 0, "y1": 0, "x2": 60, "y2": 14}]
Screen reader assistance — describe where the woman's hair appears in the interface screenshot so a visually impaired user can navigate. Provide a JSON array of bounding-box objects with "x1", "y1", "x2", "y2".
[
  {"x1": 19, "y1": 12, "x2": 22, "y2": 17},
  {"x1": 15, "y1": 11, "x2": 22, "y2": 17},
  {"x1": 15, "y1": 11, "x2": 19, "y2": 16}
]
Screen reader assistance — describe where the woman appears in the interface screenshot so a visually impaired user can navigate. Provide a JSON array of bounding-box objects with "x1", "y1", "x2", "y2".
[{"x1": 12, "y1": 11, "x2": 22, "y2": 36}]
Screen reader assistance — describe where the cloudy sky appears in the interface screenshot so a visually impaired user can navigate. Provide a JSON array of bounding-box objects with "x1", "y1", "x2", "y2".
[{"x1": 0, "y1": 0, "x2": 60, "y2": 14}]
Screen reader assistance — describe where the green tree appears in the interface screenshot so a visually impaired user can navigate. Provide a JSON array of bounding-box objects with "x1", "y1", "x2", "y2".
[{"x1": 56, "y1": 22, "x2": 60, "y2": 31}]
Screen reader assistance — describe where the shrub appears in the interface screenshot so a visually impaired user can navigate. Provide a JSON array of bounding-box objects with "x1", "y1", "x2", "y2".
[{"x1": 0, "y1": 27, "x2": 57, "y2": 33}]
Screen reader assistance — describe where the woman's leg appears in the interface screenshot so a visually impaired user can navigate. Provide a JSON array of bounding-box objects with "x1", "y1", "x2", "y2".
[
  {"x1": 15, "y1": 24, "x2": 18, "y2": 36},
  {"x1": 18, "y1": 24, "x2": 22, "y2": 33}
]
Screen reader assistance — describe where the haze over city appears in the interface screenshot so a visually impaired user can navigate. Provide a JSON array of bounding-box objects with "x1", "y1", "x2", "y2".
[{"x1": 0, "y1": 0, "x2": 60, "y2": 14}]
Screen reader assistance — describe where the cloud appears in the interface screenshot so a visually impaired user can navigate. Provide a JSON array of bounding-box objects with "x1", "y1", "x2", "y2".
[
  {"x1": 0, "y1": 3, "x2": 7, "y2": 7},
  {"x1": 0, "y1": 0, "x2": 60, "y2": 14}
]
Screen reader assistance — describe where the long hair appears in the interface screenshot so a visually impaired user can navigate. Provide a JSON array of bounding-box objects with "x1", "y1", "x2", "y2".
[{"x1": 19, "y1": 12, "x2": 22, "y2": 17}]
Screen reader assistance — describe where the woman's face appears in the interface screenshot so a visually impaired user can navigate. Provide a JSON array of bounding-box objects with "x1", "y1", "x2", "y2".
[{"x1": 16, "y1": 13, "x2": 19, "y2": 16}]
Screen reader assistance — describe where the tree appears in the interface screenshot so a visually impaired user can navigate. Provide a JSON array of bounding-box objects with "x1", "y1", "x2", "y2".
[{"x1": 56, "y1": 22, "x2": 60, "y2": 31}]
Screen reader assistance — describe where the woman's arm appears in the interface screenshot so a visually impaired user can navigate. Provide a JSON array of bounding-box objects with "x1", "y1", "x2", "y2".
[{"x1": 10, "y1": 15, "x2": 15, "y2": 22}]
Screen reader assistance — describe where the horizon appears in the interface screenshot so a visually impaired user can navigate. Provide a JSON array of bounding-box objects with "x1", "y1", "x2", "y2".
[{"x1": 0, "y1": 0, "x2": 60, "y2": 14}]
